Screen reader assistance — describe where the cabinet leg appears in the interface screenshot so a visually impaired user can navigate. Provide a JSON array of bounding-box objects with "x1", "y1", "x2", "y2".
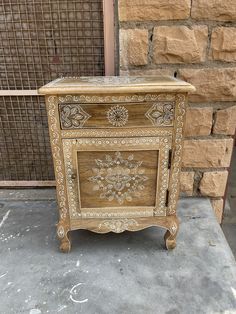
[
  {"x1": 164, "y1": 230, "x2": 176, "y2": 250},
  {"x1": 57, "y1": 225, "x2": 71, "y2": 253},
  {"x1": 164, "y1": 216, "x2": 179, "y2": 250}
]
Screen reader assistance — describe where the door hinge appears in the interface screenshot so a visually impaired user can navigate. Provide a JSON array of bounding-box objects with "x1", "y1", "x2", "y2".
[
  {"x1": 168, "y1": 149, "x2": 172, "y2": 169},
  {"x1": 165, "y1": 189, "x2": 169, "y2": 207}
]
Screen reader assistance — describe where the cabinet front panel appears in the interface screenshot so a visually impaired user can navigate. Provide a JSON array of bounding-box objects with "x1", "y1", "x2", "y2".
[{"x1": 63, "y1": 136, "x2": 171, "y2": 219}]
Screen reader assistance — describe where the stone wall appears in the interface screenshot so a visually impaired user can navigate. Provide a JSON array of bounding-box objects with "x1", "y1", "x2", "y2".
[{"x1": 118, "y1": 0, "x2": 236, "y2": 222}]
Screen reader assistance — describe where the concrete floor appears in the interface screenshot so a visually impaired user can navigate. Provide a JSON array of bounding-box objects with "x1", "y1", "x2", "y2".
[
  {"x1": 223, "y1": 148, "x2": 236, "y2": 256},
  {"x1": 0, "y1": 191, "x2": 236, "y2": 314}
]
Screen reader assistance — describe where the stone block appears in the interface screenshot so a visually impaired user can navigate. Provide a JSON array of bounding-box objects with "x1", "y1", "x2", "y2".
[
  {"x1": 179, "y1": 68, "x2": 236, "y2": 102},
  {"x1": 180, "y1": 171, "x2": 195, "y2": 196},
  {"x1": 153, "y1": 26, "x2": 208, "y2": 64},
  {"x1": 192, "y1": 0, "x2": 236, "y2": 21},
  {"x1": 213, "y1": 106, "x2": 236, "y2": 135},
  {"x1": 119, "y1": 0, "x2": 191, "y2": 21},
  {"x1": 210, "y1": 27, "x2": 236, "y2": 62},
  {"x1": 120, "y1": 29, "x2": 149, "y2": 67},
  {"x1": 182, "y1": 139, "x2": 233, "y2": 168},
  {"x1": 184, "y1": 107, "x2": 213, "y2": 136},
  {"x1": 211, "y1": 199, "x2": 224, "y2": 223},
  {"x1": 200, "y1": 171, "x2": 228, "y2": 197}
]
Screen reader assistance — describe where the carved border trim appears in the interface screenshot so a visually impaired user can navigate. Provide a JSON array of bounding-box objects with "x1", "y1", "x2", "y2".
[
  {"x1": 47, "y1": 96, "x2": 68, "y2": 220},
  {"x1": 58, "y1": 93, "x2": 176, "y2": 104},
  {"x1": 62, "y1": 128, "x2": 173, "y2": 138},
  {"x1": 168, "y1": 94, "x2": 186, "y2": 215}
]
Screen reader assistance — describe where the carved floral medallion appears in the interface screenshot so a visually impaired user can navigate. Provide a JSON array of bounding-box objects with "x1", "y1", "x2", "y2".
[
  {"x1": 88, "y1": 151, "x2": 148, "y2": 204},
  {"x1": 145, "y1": 102, "x2": 174, "y2": 126},
  {"x1": 107, "y1": 105, "x2": 129, "y2": 127},
  {"x1": 60, "y1": 104, "x2": 91, "y2": 129}
]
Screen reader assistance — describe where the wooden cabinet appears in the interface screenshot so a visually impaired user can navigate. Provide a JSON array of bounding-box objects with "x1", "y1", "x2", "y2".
[{"x1": 39, "y1": 76, "x2": 195, "y2": 252}]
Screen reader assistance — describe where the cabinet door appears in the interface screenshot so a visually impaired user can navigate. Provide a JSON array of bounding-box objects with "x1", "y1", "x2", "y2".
[{"x1": 63, "y1": 136, "x2": 171, "y2": 219}]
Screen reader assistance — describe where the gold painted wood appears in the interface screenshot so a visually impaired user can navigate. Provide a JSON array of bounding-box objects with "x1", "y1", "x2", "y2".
[{"x1": 40, "y1": 76, "x2": 194, "y2": 253}]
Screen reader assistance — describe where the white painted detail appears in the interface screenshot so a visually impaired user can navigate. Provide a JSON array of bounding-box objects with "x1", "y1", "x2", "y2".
[
  {"x1": 0, "y1": 272, "x2": 8, "y2": 279},
  {"x1": 69, "y1": 283, "x2": 88, "y2": 304},
  {"x1": 0, "y1": 210, "x2": 10, "y2": 229}
]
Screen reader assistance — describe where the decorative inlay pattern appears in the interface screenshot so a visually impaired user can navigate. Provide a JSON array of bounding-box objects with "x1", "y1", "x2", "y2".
[
  {"x1": 98, "y1": 218, "x2": 138, "y2": 233},
  {"x1": 145, "y1": 102, "x2": 174, "y2": 126},
  {"x1": 81, "y1": 210, "x2": 153, "y2": 218},
  {"x1": 79, "y1": 76, "x2": 143, "y2": 85},
  {"x1": 47, "y1": 96, "x2": 68, "y2": 219},
  {"x1": 57, "y1": 225, "x2": 65, "y2": 238},
  {"x1": 89, "y1": 151, "x2": 148, "y2": 205},
  {"x1": 60, "y1": 104, "x2": 91, "y2": 129},
  {"x1": 62, "y1": 128, "x2": 173, "y2": 138},
  {"x1": 107, "y1": 105, "x2": 128, "y2": 127},
  {"x1": 170, "y1": 222, "x2": 178, "y2": 235},
  {"x1": 168, "y1": 94, "x2": 186, "y2": 215},
  {"x1": 58, "y1": 94, "x2": 175, "y2": 104}
]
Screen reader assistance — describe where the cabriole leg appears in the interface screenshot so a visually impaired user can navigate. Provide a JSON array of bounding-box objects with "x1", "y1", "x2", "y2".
[
  {"x1": 164, "y1": 216, "x2": 179, "y2": 250},
  {"x1": 57, "y1": 224, "x2": 71, "y2": 253}
]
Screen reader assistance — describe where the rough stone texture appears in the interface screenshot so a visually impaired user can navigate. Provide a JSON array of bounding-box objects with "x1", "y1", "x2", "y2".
[
  {"x1": 210, "y1": 27, "x2": 236, "y2": 62},
  {"x1": 120, "y1": 68, "x2": 175, "y2": 77},
  {"x1": 120, "y1": 29, "x2": 149, "y2": 67},
  {"x1": 119, "y1": 0, "x2": 191, "y2": 21},
  {"x1": 1, "y1": 191, "x2": 236, "y2": 313},
  {"x1": 179, "y1": 68, "x2": 236, "y2": 102},
  {"x1": 184, "y1": 107, "x2": 213, "y2": 136},
  {"x1": 182, "y1": 139, "x2": 234, "y2": 168},
  {"x1": 153, "y1": 26, "x2": 208, "y2": 64},
  {"x1": 192, "y1": 0, "x2": 236, "y2": 21},
  {"x1": 213, "y1": 105, "x2": 236, "y2": 135},
  {"x1": 180, "y1": 171, "x2": 195, "y2": 196},
  {"x1": 200, "y1": 171, "x2": 228, "y2": 197},
  {"x1": 211, "y1": 199, "x2": 224, "y2": 224}
]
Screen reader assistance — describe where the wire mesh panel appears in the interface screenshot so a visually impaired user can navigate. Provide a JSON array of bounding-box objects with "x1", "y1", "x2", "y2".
[
  {"x1": 0, "y1": 96, "x2": 54, "y2": 181},
  {"x1": 0, "y1": 0, "x2": 104, "y2": 89},
  {"x1": 0, "y1": 0, "x2": 105, "y2": 182}
]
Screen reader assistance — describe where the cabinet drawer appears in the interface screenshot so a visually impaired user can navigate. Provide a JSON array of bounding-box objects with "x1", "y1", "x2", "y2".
[{"x1": 59, "y1": 101, "x2": 175, "y2": 129}]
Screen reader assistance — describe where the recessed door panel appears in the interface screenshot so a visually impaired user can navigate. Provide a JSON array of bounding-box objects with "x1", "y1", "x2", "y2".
[{"x1": 63, "y1": 136, "x2": 171, "y2": 219}]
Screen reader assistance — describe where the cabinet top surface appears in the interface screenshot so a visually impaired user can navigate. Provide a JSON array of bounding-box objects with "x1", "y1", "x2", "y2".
[{"x1": 38, "y1": 76, "x2": 195, "y2": 95}]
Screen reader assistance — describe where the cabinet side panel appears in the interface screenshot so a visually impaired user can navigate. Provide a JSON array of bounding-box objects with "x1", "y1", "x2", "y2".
[{"x1": 45, "y1": 95, "x2": 71, "y2": 237}]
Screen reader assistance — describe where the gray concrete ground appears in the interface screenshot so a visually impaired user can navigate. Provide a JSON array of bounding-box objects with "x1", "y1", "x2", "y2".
[
  {"x1": 223, "y1": 148, "x2": 236, "y2": 256},
  {"x1": 0, "y1": 191, "x2": 236, "y2": 314}
]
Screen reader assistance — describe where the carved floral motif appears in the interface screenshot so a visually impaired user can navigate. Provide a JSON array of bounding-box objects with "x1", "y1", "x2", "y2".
[
  {"x1": 60, "y1": 104, "x2": 91, "y2": 129},
  {"x1": 89, "y1": 151, "x2": 148, "y2": 204},
  {"x1": 145, "y1": 102, "x2": 174, "y2": 126},
  {"x1": 107, "y1": 105, "x2": 129, "y2": 127},
  {"x1": 98, "y1": 218, "x2": 138, "y2": 233}
]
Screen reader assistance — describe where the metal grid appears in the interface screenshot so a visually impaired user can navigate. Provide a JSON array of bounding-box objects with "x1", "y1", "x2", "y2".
[
  {"x1": 0, "y1": 0, "x2": 105, "y2": 89},
  {"x1": 0, "y1": 0, "x2": 105, "y2": 182},
  {"x1": 0, "y1": 96, "x2": 54, "y2": 181}
]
